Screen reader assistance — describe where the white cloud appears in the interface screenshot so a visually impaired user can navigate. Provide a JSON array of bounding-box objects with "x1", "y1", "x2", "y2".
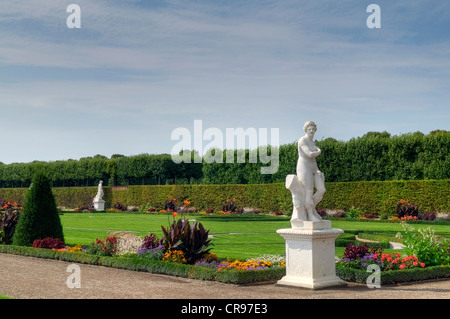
[{"x1": 0, "y1": 1, "x2": 449, "y2": 163}]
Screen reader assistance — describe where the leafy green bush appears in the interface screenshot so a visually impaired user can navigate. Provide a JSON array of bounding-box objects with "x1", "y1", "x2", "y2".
[
  {"x1": 346, "y1": 207, "x2": 363, "y2": 219},
  {"x1": 12, "y1": 172, "x2": 64, "y2": 246},
  {"x1": 399, "y1": 221, "x2": 450, "y2": 266}
]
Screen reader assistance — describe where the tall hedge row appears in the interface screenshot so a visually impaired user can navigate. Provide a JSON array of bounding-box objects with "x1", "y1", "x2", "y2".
[
  {"x1": 1, "y1": 180, "x2": 449, "y2": 214},
  {"x1": 0, "y1": 130, "x2": 448, "y2": 188}
]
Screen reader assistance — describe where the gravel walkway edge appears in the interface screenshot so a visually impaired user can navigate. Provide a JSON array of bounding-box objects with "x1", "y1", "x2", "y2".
[{"x1": 1, "y1": 253, "x2": 449, "y2": 300}]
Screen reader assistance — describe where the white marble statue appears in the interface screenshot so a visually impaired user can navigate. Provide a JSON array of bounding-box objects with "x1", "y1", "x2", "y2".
[
  {"x1": 94, "y1": 180, "x2": 104, "y2": 201},
  {"x1": 286, "y1": 121, "x2": 326, "y2": 227},
  {"x1": 278, "y1": 122, "x2": 343, "y2": 289}
]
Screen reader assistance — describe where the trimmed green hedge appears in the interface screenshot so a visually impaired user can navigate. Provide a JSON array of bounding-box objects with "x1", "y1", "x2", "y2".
[
  {"x1": 336, "y1": 265, "x2": 450, "y2": 285},
  {"x1": 335, "y1": 238, "x2": 391, "y2": 249},
  {"x1": 1, "y1": 179, "x2": 449, "y2": 215},
  {"x1": 322, "y1": 179, "x2": 450, "y2": 215}
]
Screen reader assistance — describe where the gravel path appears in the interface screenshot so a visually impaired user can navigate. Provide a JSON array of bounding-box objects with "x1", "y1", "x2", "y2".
[{"x1": 1, "y1": 253, "x2": 449, "y2": 299}]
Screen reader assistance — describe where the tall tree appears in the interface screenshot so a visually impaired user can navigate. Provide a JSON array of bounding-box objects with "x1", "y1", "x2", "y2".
[{"x1": 12, "y1": 172, "x2": 64, "y2": 246}]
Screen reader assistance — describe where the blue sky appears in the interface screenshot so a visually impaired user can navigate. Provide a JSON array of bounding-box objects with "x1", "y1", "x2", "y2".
[{"x1": 1, "y1": 0, "x2": 449, "y2": 164}]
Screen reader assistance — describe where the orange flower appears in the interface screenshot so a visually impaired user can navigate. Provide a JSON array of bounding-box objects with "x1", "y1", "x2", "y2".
[
  {"x1": 173, "y1": 212, "x2": 178, "y2": 217},
  {"x1": 184, "y1": 200, "x2": 190, "y2": 206}
]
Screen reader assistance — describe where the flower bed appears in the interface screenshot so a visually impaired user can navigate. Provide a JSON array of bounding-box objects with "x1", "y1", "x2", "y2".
[
  {"x1": 2, "y1": 241, "x2": 450, "y2": 285},
  {"x1": 335, "y1": 242, "x2": 450, "y2": 284},
  {"x1": 0, "y1": 244, "x2": 286, "y2": 285}
]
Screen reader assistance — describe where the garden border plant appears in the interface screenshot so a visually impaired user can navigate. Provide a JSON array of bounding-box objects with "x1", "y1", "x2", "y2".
[{"x1": 0, "y1": 244, "x2": 285, "y2": 285}]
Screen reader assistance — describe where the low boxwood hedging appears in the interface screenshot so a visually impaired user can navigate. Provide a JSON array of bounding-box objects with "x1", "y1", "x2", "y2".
[
  {"x1": 335, "y1": 232, "x2": 391, "y2": 249},
  {"x1": 336, "y1": 265, "x2": 450, "y2": 285}
]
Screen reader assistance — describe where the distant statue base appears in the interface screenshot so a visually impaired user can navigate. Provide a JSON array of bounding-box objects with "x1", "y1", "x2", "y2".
[
  {"x1": 276, "y1": 227, "x2": 345, "y2": 289},
  {"x1": 93, "y1": 199, "x2": 105, "y2": 211}
]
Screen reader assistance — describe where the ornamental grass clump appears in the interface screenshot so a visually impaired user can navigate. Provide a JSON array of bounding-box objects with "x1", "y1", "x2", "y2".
[{"x1": 110, "y1": 231, "x2": 144, "y2": 256}]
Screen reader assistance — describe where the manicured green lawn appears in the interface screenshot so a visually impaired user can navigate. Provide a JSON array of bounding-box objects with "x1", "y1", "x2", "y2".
[
  {"x1": 61, "y1": 213, "x2": 291, "y2": 260},
  {"x1": 59, "y1": 213, "x2": 449, "y2": 260}
]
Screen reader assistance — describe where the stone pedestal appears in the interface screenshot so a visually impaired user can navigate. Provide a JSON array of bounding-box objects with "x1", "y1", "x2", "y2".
[
  {"x1": 93, "y1": 200, "x2": 105, "y2": 211},
  {"x1": 276, "y1": 221, "x2": 345, "y2": 289}
]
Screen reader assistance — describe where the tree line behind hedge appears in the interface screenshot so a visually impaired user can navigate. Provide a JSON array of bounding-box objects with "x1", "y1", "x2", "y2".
[{"x1": 0, "y1": 130, "x2": 448, "y2": 188}]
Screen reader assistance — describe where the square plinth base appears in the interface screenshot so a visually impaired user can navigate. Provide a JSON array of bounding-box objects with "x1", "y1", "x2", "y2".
[
  {"x1": 277, "y1": 275, "x2": 345, "y2": 290},
  {"x1": 276, "y1": 226, "x2": 345, "y2": 290},
  {"x1": 93, "y1": 200, "x2": 105, "y2": 210}
]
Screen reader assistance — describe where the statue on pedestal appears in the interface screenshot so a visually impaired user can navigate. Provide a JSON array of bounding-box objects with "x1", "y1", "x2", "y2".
[
  {"x1": 93, "y1": 180, "x2": 105, "y2": 210},
  {"x1": 277, "y1": 121, "x2": 344, "y2": 289},
  {"x1": 286, "y1": 121, "x2": 326, "y2": 227}
]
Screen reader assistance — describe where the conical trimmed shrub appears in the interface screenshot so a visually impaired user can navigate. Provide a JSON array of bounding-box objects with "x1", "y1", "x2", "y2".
[{"x1": 12, "y1": 172, "x2": 64, "y2": 246}]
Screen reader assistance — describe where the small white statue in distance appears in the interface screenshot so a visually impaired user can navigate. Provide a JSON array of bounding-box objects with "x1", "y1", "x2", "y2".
[
  {"x1": 93, "y1": 180, "x2": 105, "y2": 210},
  {"x1": 94, "y1": 180, "x2": 104, "y2": 201},
  {"x1": 286, "y1": 121, "x2": 326, "y2": 227}
]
